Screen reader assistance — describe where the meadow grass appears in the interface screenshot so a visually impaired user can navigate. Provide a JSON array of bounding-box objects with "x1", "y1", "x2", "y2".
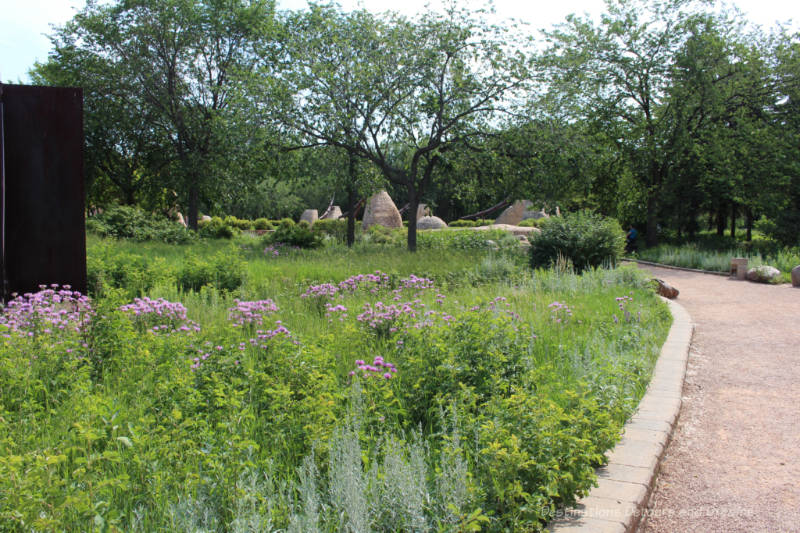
[
  {"x1": 635, "y1": 243, "x2": 799, "y2": 283},
  {"x1": 0, "y1": 236, "x2": 671, "y2": 532}
]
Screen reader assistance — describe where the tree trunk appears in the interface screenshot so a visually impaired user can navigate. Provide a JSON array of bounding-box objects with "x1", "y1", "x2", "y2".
[
  {"x1": 407, "y1": 189, "x2": 419, "y2": 252},
  {"x1": 188, "y1": 181, "x2": 199, "y2": 231},
  {"x1": 645, "y1": 194, "x2": 658, "y2": 247},
  {"x1": 346, "y1": 184, "x2": 356, "y2": 248},
  {"x1": 730, "y1": 202, "x2": 736, "y2": 239},
  {"x1": 745, "y1": 208, "x2": 753, "y2": 242},
  {"x1": 716, "y1": 205, "x2": 726, "y2": 237}
]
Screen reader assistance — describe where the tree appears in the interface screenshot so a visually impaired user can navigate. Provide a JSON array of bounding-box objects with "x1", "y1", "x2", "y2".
[
  {"x1": 263, "y1": 5, "x2": 530, "y2": 250},
  {"x1": 542, "y1": 0, "x2": 707, "y2": 245},
  {"x1": 38, "y1": 0, "x2": 275, "y2": 228}
]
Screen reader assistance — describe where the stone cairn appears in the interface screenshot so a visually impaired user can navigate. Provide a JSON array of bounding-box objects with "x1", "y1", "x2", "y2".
[
  {"x1": 300, "y1": 209, "x2": 318, "y2": 225},
  {"x1": 321, "y1": 205, "x2": 342, "y2": 219},
  {"x1": 416, "y1": 203, "x2": 432, "y2": 220},
  {"x1": 417, "y1": 216, "x2": 447, "y2": 230},
  {"x1": 362, "y1": 191, "x2": 403, "y2": 230},
  {"x1": 495, "y1": 200, "x2": 532, "y2": 226}
]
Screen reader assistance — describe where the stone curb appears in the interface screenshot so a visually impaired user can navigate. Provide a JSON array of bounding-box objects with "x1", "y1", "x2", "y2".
[{"x1": 547, "y1": 297, "x2": 694, "y2": 533}]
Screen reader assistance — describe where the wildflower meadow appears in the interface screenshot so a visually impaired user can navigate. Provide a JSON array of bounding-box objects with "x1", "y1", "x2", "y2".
[{"x1": 0, "y1": 235, "x2": 671, "y2": 532}]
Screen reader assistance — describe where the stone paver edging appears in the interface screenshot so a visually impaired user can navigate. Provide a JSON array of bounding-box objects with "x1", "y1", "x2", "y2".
[{"x1": 547, "y1": 297, "x2": 694, "y2": 533}]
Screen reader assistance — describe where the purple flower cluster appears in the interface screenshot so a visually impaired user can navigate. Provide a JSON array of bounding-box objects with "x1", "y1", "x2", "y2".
[
  {"x1": 119, "y1": 297, "x2": 200, "y2": 335},
  {"x1": 548, "y1": 300, "x2": 573, "y2": 324},
  {"x1": 325, "y1": 303, "x2": 348, "y2": 322},
  {"x1": 390, "y1": 275, "x2": 435, "y2": 301},
  {"x1": 301, "y1": 283, "x2": 340, "y2": 300},
  {"x1": 228, "y1": 299, "x2": 279, "y2": 328},
  {"x1": 263, "y1": 243, "x2": 300, "y2": 258},
  {"x1": 356, "y1": 301, "x2": 420, "y2": 336},
  {"x1": 614, "y1": 295, "x2": 639, "y2": 323},
  {"x1": 0, "y1": 284, "x2": 93, "y2": 337},
  {"x1": 337, "y1": 271, "x2": 390, "y2": 294},
  {"x1": 246, "y1": 321, "x2": 293, "y2": 350},
  {"x1": 349, "y1": 355, "x2": 397, "y2": 379}
]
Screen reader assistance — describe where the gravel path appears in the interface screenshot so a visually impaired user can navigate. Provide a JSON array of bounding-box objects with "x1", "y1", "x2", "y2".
[{"x1": 639, "y1": 266, "x2": 800, "y2": 533}]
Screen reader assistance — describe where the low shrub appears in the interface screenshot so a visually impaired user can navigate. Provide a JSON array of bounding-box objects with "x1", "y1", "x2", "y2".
[
  {"x1": 313, "y1": 218, "x2": 358, "y2": 241},
  {"x1": 417, "y1": 228, "x2": 517, "y2": 250},
  {"x1": 198, "y1": 216, "x2": 238, "y2": 239},
  {"x1": 529, "y1": 211, "x2": 625, "y2": 273},
  {"x1": 224, "y1": 215, "x2": 254, "y2": 230},
  {"x1": 253, "y1": 218, "x2": 273, "y2": 230},
  {"x1": 448, "y1": 219, "x2": 494, "y2": 228},
  {"x1": 267, "y1": 220, "x2": 323, "y2": 248},
  {"x1": 87, "y1": 246, "x2": 174, "y2": 298},
  {"x1": 87, "y1": 205, "x2": 196, "y2": 244},
  {"x1": 362, "y1": 225, "x2": 406, "y2": 246},
  {"x1": 177, "y1": 250, "x2": 246, "y2": 292},
  {"x1": 518, "y1": 217, "x2": 547, "y2": 228}
]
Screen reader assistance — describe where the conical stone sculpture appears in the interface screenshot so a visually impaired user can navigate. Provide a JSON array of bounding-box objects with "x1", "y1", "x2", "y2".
[
  {"x1": 300, "y1": 209, "x2": 318, "y2": 225},
  {"x1": 495, "y1": 200, "x2": 532, "y2": 226},
  {"x1": 362, "y1": 191, "x2": 403, "y2": 230},
  {"x1": 321, "y1": 205, "x2": 342, "y2": 219}
]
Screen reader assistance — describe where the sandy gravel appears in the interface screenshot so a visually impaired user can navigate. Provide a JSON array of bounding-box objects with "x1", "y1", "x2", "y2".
[{"x1": 639, "y1": 266, "x2": 800, "y2": 533}]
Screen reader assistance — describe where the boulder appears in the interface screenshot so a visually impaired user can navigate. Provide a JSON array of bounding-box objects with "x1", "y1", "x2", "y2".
[
  {"x1": 321, "y1": 205, "x2": 342, "y2": 219},
  {"x1": 522, "y1": 208, "x2": 548, "y2": 221},
  {"x1": 416, "y1": 215, "x2": 447, "y2": 230},
  {"x1": 792, "y1": 265, "x2": 800, "y2": 288},
  {"x1": 176, "y1": 212, "x2": 187, "y2": 227},
  {"x1": 495, "y1": 200, "x2": 533, "y2": 225},
  {"x1": 654, "y1": 279, "x2": 679, "y2": 299},
  {"x1": 300, "y1": 209, "x2": 318, "y2": 225},
  {"x1": 746, "y1": 265, "x2": 781, "y2": 283},
  {"x1": 473, "y1": 223, "x2": 541, "y2": 237},
  {"x1": 416, "y1": 203, "x2": 432, "y2": 221},
  {"x1": 362, "y1": 191, "x2": 403, "y2": 230},
  {"x1": 200, "y1": 215, "x2": 212, "y2": 222}
]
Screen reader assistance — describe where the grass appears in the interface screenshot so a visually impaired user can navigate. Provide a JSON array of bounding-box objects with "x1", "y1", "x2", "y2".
[
  {"x1": 634, "y1": 243, "x2": 798, "y2": 283},
  {"x1": 0, "y1": 235, "x2": 672, "y2": 532}
]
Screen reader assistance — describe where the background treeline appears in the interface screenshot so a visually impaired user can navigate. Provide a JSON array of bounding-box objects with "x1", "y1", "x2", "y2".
[{"x1": 30, "y1": 0, "x2": 800, "y2": 249}]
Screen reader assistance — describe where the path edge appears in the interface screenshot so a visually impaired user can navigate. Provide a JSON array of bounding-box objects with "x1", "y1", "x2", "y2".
[{"x1": 546, "y1": 297, "x2": 694, "y2": 533}]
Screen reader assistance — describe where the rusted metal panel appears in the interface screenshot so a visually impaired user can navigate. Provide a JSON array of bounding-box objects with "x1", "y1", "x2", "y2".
[{"x1": 0, "y1": 84, "x2": 86, "y2": 300}]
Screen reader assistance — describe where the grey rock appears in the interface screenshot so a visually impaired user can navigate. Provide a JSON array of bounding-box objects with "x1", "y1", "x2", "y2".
[
  {"x1": 300, "y1": 209, "x2": 318, "y2": 225},
  {"x1": 495, "y1": 200, "x2": 532, "y2": 225},
  {"x1": 746, "y1": 265, "x2": 781, "y2": 283},
  {"x1": 791, "y1": 265, "x2": 800, "y2": 287},
  {"x1": 416, "y1": 215, "x2": 447, "y2": 229}
]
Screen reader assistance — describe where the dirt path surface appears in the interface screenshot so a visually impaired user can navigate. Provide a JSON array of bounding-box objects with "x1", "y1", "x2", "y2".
[{"x1": 639, "y1": 266, "x2": 800, "y2": 533}]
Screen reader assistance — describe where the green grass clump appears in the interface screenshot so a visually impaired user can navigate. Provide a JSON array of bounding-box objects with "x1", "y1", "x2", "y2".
[{"x1": 0, "y1": 238, "x2": 671, "y2": 532}]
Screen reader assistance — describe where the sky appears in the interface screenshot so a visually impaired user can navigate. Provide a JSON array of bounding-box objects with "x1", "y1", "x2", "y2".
[{"x1": 2, "y1": 0, "x2": 799, "y2": 83}]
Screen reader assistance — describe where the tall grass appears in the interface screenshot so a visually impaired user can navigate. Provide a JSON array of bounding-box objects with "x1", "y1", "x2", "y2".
[{"x1": 635, "y1": 243, "x2": 799, "y2": 282}]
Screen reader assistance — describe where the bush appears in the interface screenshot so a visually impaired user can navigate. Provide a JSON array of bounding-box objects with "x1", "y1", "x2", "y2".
[
  {"x1": 198, "y1": 216, "x2": 238, "y2": 239},
  {"x1": 267, "y1": 221, "x2": 323, "y2": 248},
  {"x1": 177, "y1": 250, "x2": 246, "y2": 292},
  {"x1": 313, "y1": 218, "x2": 357, "y2": 241},
  {"x1": 254, "y1": 218, "x2": 273, "y2": 231},
  {"x1": 87, "y1": 249, "x2": 174, "y2": 298},
  {"x1": 448, "y1": 219, "x2": 493, "y2": 228},
  {"x1": 529, "y1": 211, "x2": 625, "y2": 273},
  {"x1": 518, "y1": 217, "x2": 546, "y2": 228},
  {"x1": 362, "y1": 225, "x2": 405, "y2": 246},
  {"x1": 417, "y1": 228, "x2": 516, "y2": 250},
  {"x1": 87, "y1": 205, "x2": 196, "y2": 244}
]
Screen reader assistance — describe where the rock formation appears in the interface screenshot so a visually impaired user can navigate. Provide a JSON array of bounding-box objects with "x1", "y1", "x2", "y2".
[{"x1": 362, "y1": 191, "x2": 403, "y2": 230}]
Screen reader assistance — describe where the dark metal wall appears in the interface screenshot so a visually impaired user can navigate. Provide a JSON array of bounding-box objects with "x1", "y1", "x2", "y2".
[{"x1": 0, "y1": 84, "x2": 86, "y2": 300}]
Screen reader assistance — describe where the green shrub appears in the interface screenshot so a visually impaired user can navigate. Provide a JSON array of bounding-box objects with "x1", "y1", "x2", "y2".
[
  {"x1": 268, "y1": 221, "x2": 322, "y2": 248},
  {"x1": 177, "y1": 250, "x2": 246, "y2": 292},
  {"x1": 198, "y1": 216, "x2": 238, "y2": 239},
  {"x1": 279, "y1": 218, "x2": 296, "y2": 228},
  {"x1": 362, "y1": 225, "x2": 405, "y2": 246},
  {"x1": 518, "y1": 217, "x2": 546, "y2": 228},
  {"x1": 87, "y1": 205, "x2": 196, "y2": 244},
  {"x1": 313, "y1": 218, "x2": 355, "y2": 241},
  {"x1": 417, "y1": 228, "x2": 516, "y2": 250},
  {"x1": 448, "y1": 219, "x2": 493, "y2": 228},
  {"x1": 529, "y1": 211, "x2": 625, "y2": 273},
  {"x1": 254, "y1": 218, "x2": 273, "y2": 231}
]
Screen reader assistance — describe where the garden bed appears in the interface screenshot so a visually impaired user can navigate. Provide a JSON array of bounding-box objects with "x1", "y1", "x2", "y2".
[{"x1": 0, "y1": 238, "x2": 670, "y2": 531}]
